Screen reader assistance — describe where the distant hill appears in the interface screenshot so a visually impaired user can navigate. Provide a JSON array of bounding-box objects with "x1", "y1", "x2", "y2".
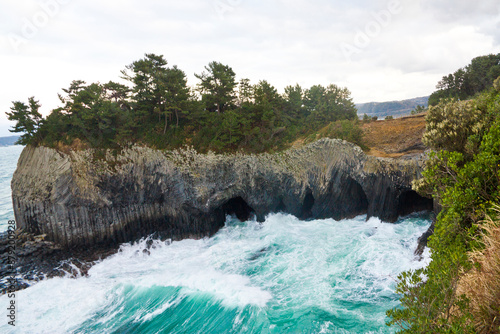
[
  {"x1": 356, "y1": 96, "x2": 429, "y2": 119},
  {"x1": 0, "y1": 135, "x2": 20, "y2": 146}
]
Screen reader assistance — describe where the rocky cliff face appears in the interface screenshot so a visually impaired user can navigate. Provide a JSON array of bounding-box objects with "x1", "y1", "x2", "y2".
[{"x1": 11, "y1": 139, "x2": 433, "y2": 248}]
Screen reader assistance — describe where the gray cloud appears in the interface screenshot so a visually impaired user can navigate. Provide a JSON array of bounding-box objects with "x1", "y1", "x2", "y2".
[
  {"x1": 1, "y1": 0, "x2": 500, "y2": 136},
  {"x1": 421, "y1": 0, "x2": 499, "y2": 22}
]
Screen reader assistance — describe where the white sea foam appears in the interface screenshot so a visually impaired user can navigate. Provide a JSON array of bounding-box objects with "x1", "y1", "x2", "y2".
[
  {"x1": 136, "y1": 295, "x2": 181, "y2": 323},
  {"x1": 87, "y1": 236, "x2": 273, "y2": 308},
  {"x1": 0, "y1": 212, "x2": 431, "y2": 333}
]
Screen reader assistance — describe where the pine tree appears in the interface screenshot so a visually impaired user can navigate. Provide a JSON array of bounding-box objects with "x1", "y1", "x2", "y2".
[{"x1": 6, "y1": 97, "x2": 43, "y2": 145}]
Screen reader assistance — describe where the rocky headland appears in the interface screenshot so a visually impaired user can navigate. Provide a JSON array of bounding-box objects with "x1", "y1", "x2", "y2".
[{"x1": 3, "y1": 138, "x2": 433, "y2": 292}]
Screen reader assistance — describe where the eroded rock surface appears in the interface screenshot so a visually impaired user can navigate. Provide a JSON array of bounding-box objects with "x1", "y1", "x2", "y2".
[{"x1": 11, "y1": 139, "x2": 433, "y2": 248}]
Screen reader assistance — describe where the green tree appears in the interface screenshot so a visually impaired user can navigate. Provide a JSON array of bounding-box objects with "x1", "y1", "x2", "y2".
[
  {"x1": 304, "y1": 84, "x2": 356, "y2": 127},
  {"x1": 122, "y1": 53, "x2": 169, "y2": 123},
  {"x1": 6, "y1": 97, "x2": 43, "y2": 145},
  {"x1": 324, "y1": 84, "x2": 356, "y2": 121},
  {"x1": 429, "y1": 53, "x2": 500, "y2": 106},
  {"x1": 410, "y1": 105, "x2": 426, "y2": 115},
  {"x1": 466, "y1": 54, "x2": 500, "y2": 95},
  {"x1": 103, "y1": 81, "x2": 131, "y2": 109},
  {"x1": 220, "y1": 110, "x2": 242, "y2": 147},
  {"x1": 163, "y1": 65, "x2": 191, "y2": 131},
  {"x1": 304, "y1": 84, "x2": 326, "y2": 121},
  {"x1": 283, "y1": 84, "x2": 304, "y2": 120},
  {"x1": 253, "y1": 80, "x2": 284, "y2": 128},
  {"x1": 54, "y1": 81, "x2": 126, "y2": 147},
  {"x1": 237, "y1": 78, "x2": 253, "y2": 106},
  {"x1": 195, "y1": 61, "x2": 236, "y2": 113}
]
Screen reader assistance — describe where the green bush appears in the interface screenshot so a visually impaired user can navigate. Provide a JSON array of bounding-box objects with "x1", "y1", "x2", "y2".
[
  {"x1": 423, "y1": 99, "x2": 493, "y2": 157},
  {"x1": 306, "y1": 119, "x2": 367, "y2": 150}
]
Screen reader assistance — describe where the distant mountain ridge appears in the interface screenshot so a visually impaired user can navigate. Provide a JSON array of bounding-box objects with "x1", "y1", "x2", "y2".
[
  {"x1": 0, "y1": 135, "x2": 20, "y2": 146},
  {"x1": 356, "y1": 96, "x2": 429, "y2": 118}
]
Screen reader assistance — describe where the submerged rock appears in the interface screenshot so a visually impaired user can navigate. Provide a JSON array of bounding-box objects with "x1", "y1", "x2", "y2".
[
  {"x1": 11, "y1": 139, "x2": 433, "y2": 249},
  {"x1": 0, "y1": 230, "x2": 116, "y2": 294}
]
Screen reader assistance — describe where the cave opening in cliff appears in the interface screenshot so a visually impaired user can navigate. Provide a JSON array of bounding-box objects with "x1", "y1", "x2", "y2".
[
  {"x1": 345, "y1": 177, "x2": 369, "y2": 214},
  {"x1": 276, "y1": 199, "x2": 286, "y2": 212},
  {"x1": 222, "y1": 197, "x2": 255, "y2": 221},
  {"x1": 397, "y1": 190, "x2": 433, "y2": 217},
  {"x1": 301, "y1": 190, "x2": 315, "y2": 219}
]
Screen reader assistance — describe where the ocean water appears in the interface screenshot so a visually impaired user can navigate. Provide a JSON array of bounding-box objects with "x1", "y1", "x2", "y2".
[
  {"x1": 0, "y1": 145, "x2": 24, "y2": 232},
  {"x1": 0, "y1": 145, "x2": 431, "y2": 333}
]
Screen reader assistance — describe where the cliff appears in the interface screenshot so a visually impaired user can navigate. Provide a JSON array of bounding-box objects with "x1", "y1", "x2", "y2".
[{"x1": 11, "y1": 138, "x2": 433, "y2": 248}]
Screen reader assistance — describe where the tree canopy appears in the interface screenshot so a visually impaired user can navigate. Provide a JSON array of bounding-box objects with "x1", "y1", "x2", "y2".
[
  {"x1": 195, "y1": 61, "x2": 236, "y2": 114},
  {"x1": 6, "y1": 97, "x2": 43, "y2": 145},
  {"x1": 8, "y1": 53, "x2": 360, "y2": 153},
  {"x1": 429, "y1": 53, "x2": 500, "y2": 106}
]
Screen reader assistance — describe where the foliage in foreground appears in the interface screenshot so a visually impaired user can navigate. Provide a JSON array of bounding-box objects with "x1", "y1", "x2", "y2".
[
  {"x1": 7, "y1": 54, "x2": 361, "y2": 154},
  {"x1": 387, "y1": 78, "x2": 500, "y2": 333}
]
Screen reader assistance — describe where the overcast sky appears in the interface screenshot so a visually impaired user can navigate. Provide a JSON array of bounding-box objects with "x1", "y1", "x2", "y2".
[{"x1": 1, "y1": 0, "x2": 499, "y2": 136}]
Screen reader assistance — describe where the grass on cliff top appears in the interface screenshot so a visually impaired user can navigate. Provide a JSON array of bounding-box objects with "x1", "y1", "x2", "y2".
[
  {"x1": 361, "y1": 113, "x2": 426, "y2": 158},
  {"x1": 295, "y1": 114, "x2": 426, "y2": 158},
  {"x1": 51, "y1": 114, "x2": 427, "y2": 160}
]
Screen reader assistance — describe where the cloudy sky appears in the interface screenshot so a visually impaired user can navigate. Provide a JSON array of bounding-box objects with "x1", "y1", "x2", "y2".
[{"x1": 1, "y1": 0, "x2": 499, "y2": 136}]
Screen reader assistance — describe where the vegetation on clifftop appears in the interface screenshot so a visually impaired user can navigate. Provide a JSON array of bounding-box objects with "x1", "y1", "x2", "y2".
[
  {"x1": 7, "y1": 53, "x2": 363, "y2": 153},
  {"x1": 428, "y1": 53, "x2": 500, "y2": 106}
]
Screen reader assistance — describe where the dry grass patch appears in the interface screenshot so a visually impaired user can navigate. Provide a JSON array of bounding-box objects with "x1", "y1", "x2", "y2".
[
  {"x1": 457, "y1": 207, "x2": 500, "y2": 333},
  {"x1": 361, "y1": 114, "x2": 426, "y2": 158}
]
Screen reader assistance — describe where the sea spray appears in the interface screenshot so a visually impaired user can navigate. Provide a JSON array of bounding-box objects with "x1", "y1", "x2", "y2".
[{"x1": 0, "y1": 213, "x2": 430, "y2": 333}]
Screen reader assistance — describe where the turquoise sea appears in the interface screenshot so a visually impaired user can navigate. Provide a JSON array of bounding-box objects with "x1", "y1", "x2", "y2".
[{"x1": 0, "y1": 144, "x2": 430, "y2": 333}]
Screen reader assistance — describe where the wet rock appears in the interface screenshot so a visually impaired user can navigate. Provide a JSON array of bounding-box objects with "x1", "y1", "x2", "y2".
[
  {"x1": 415, "y1": 220, "x2": 435, "y2": 259},
  {"x1": 0, "y1": 230, "x2": 118, "y2": 294},
  {"x1": 249, "y1": 247, "x2": 268, "y2": 261}
]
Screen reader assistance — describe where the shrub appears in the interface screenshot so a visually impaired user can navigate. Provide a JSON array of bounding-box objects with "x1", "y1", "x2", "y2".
[
  {"x1": 309, "y1": 119, "x2": 367, "y2": 150},
  {"x1": 423, "y1": 98, "x2": 493, "y2": 157}
]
